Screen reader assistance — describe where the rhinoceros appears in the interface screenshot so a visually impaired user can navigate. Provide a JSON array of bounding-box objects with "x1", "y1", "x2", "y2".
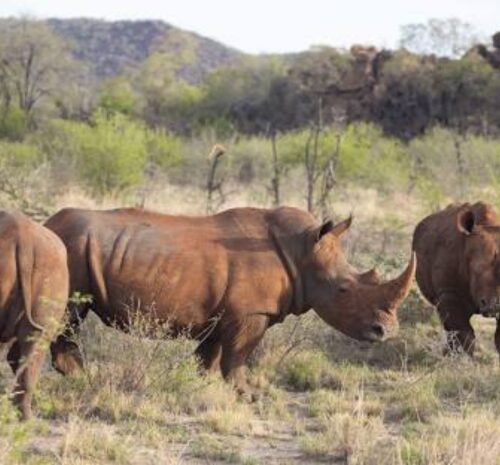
[
  {"x1": 47, "y1": 206, "x2": 415, "y2": 395},
  {"x1": 0, "y1": 211, "x2": 68, "y2": 419},
  {"x1": 413, "y1": 202, "x2": 500, "y2": 355}
]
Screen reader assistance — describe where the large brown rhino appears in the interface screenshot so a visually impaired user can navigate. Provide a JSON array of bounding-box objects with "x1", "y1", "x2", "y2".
[
  {"x1": 0, "y1": 211, "x2": 68, "y2": 419},
  {"x1": 413, "y1": 202, "x2": 500, "y2": 355},
  {"x1": 47, "y1": 206, "x2": 415, "y2": 394}
]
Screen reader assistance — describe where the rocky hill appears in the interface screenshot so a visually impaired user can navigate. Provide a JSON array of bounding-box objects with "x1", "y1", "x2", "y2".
[{"x1": 47, "y1": 18, "x2": 243, "y2": 82}]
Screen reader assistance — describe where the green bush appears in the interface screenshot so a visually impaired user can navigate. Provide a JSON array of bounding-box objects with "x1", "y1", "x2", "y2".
[
  {"x1": 146, "y1": 129, "x2": 184, "y2": 170},
  {"x1": 40, "y1": 111, "x2": 182, "y2": 196},
  {"x1": 67, "y1": 111, "x2": 148, "y2": 195},
  {"x1": 99, "y1": 77, "x2": 137, "y2": 115},
  {"x1": 0, "y1": 141, "x2": 42, "y2": 170},
  {"x1": 406, "y1": 127, "x2": 500, "y2": 206},
  {"x1": 272, "y1": 123, "x2": 410, "y2": 194},
  {"x1": 339, "y1": 123, "x2": 410, "y2": 189},
  {"x1": 0, "y1": 106, "x2": 28, "y2": 141}
]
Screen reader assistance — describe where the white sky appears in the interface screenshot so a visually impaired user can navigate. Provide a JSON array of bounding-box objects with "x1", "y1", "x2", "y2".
[{"x1": 0, "y1": 0, "x2": 498, "y2": 54}]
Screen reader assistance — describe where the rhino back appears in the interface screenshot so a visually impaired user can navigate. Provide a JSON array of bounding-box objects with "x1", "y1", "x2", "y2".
[{"x1": 45, "y1": 207, "x2": 304, "y2": 330}]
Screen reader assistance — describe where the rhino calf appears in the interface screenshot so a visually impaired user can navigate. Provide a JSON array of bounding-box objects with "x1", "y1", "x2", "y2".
[
  {"x1": 47, "y1": 206, "x2": 415, "y2": 396},
  {"x1": 0, "y1": 211, "x2": 68, "y2": 419},
  {"x1": 413, "y1": 202, "x2": 500, "y2": 355}
]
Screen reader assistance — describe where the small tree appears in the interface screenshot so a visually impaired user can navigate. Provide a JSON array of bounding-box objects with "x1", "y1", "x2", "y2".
[
  {"x1": 303, "y1": 98, "x2": 342, "y2": 215},
  {"x1": 0, "y1": 18, "x2": 80, "y2": 117},
  {"x1": 399, "y1": 18, "x2": 482, "y2": 58},
  {"x1": 269, "y1": 130, "x2": 281, "y2": 207},
  {"x1": 136, "y1": 29, "x2": 202, "y2": 131}
]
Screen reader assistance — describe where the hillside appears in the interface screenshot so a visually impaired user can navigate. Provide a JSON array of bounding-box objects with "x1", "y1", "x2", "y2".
[{"x1": 47, "y1": 18, "x2": 244, "y2": 82}]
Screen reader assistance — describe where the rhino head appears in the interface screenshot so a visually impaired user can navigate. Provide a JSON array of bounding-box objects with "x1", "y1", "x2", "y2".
[
  {"x1": 457, "y1": 203, "x2": 500, "y2": 317},
  {"x1": 301, "y1": 216, "x2": 416, "y2": 342}
]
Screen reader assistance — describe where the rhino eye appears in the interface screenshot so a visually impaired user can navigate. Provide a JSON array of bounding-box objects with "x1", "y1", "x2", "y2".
[{"x1": 338, "y1": 285, "x2": 350, "y2": 293}]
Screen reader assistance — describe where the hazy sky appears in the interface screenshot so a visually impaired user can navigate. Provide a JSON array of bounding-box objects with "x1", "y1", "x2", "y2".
[{"x1": 0, "y1": 0, "x2": 498, "y2": 53}]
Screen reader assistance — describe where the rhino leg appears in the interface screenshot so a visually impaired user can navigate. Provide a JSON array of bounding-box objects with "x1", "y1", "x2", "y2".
[
  {"x1": 196, "y1": 335, "x2": 222, "y2": 373},
  {"x1": 494, "y1": 320, "x2": 500, "y2": 357},
  {"x1": 50, "y1": 303, "x2": 88, "y2": 376},
  {"x1": 443, "y1": 328, "x2": 475, "y2": 355},
  {"x1": 437, "y1": 300, "x2": 475, "y2": 355},
  {"x1": 219, "y1": 314, "x2": 269, "y2": 398},
  {"x1": 50, "y1": 334, "x2": 84, "y2": 376},
  {"x1": 7, "y1": 333, "x2": 45, "y2": 420}
]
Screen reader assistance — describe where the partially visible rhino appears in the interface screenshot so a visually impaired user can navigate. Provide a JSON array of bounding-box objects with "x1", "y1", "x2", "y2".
[
  {"x1": 413, "y1": 202, "x2": 500, "y2": 355},
  {"x1": 47, "y1": 206, "x2": 415, "y2": 395},
  {"x1": 0, "y1": 211, "x2": 68, "y2": 419}
]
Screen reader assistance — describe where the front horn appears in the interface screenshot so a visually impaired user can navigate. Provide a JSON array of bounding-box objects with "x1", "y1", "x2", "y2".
[{"x1": 378, "y1": 252, "x2": 417, "y2": 310}]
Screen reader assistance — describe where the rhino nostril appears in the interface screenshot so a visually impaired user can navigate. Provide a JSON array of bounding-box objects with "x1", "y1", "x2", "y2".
[
  {"x1": 371, "y1": 324, "x2": 385, "y2": 338},
  {"x1": 480, "y1": 298, "x2": 488, "y2": 308}
]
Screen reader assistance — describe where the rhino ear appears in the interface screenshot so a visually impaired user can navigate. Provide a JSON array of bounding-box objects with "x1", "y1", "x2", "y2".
[
  {"x1": 315, "y1": 220, "x2": 334, "y2": 242},
  {"x1": 457, "y1": 209, "x2": 475, "y2": 235},
  {"x1": 331, "y1": 215, "x2": 353, "y2": 238},
  {"x1": 315, "y1": 215, "x2": 353, "y2": 242}
]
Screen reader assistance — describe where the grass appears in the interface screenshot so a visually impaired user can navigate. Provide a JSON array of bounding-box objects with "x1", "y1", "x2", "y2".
[
  {"x1": 0, "y1": 396, "x2": 31, "y2": 465},
  {"x1": 399, "y1": 410, "x2": 500, "y2": 465},
  {"x1": 1, "y1": 187, "x2": 500, "y2": 464},
  {"x1": 298, "y1": 412, "x2": 394, "y2": 463},
  {"x1": 278, "y1": 350, "x2": 342, "y2": 391},
  {"x1": 4, "y1": 310, "x2": 498, "y2": 465},
  {"x1": 190, "y1": 434, "x2": 243, "y2": 462},
  {"x1": 59, "y1": 418, "x2": 133, "y2": 464}
]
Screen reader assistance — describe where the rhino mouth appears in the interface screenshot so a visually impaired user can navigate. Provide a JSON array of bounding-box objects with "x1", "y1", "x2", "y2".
[
  {"x1": 480, "y1": 309, "x2": 500, "y2": 318},
  {"x1": 478, "y1": 302, "x2": 500, "y2": 318},
  {"x1": 361, "y1": 324, "x2": 389, "y2": 343},
  {"x1": 362, "y1": 332, "x2": 385, "y2": 343}
]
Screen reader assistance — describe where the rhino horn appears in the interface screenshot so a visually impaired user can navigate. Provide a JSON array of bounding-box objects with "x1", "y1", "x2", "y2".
[{"x1": 377, "y1": 253, "x2": 416, "y2": 311}]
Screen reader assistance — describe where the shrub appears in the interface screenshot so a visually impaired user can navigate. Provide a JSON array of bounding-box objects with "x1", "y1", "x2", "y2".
[
  {"x1": 98, "y1": 77, "x2": 137, "y2": 116},
  {"x1": 0, "y1": 106, "x2": 28, "y2": 141},
  {"x1": 0, "y1": 141, "x2": 42, "y2": 170},
  {"x1": 146, "y1": 129, "x2": 184, "y2": 170},
  {"x1": 66, "y1": 111, "x2": 148, "y2": 195},
  {"x1": 339, "y1": 122, "x2": 410, "y2": 189},
  {"x1": 39, "y1": 111, "x2": 182, "y2": 196}
]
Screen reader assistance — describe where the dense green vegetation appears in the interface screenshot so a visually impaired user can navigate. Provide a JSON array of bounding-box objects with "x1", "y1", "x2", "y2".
[{"x1": 0, "y1": 17, "x2": 499, "y2": 216}]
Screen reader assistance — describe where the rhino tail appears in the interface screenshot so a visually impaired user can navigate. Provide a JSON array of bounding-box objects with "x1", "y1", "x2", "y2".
[{"x1": 16, "y1": 240, "x2": 45, "y2": 332}]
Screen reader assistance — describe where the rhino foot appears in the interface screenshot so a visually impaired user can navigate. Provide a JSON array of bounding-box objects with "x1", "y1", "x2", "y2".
[
  {"x1": 50, "y1": 339, "x2": 84, "y2": 376},
  {"x1": 234, "y1": 382, "x2": 261, "y2": 403}
]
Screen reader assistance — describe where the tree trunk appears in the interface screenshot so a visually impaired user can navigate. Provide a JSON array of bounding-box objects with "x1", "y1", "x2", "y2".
[{"x1": 270, "y1": 133, "x2": 281, "y2": 207}]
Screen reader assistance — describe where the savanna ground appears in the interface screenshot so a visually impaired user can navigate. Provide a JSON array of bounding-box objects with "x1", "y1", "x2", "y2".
[
  {"x1": 1, "y1": 183, "x2": 500, "y2": 465},
  {"x1": 2, "y1": 17, "x2": 500, "y2": 463}
]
